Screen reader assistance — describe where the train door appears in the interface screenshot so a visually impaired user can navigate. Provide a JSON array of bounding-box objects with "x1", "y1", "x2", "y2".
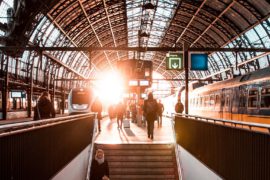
[
  {"x1": 231, "y1": 87, "x2": 239, "y2": 114},
  {"x1": 238, "y1": 85, "x2": 247, "y2": 114},
  {"x1": 220, "y1": 88, "x2": 225, "y2": 119},
  {"x1": 247, "y1": 87, "x2": 259, "y2": 115},
  {"x1": 260, "y1": 86, "x2": 270, "y2": 115}
]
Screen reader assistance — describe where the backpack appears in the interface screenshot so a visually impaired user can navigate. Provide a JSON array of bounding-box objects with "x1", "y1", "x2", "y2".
[{"x1": 146, "y1": 100, "x2": 157, "y2": 114}]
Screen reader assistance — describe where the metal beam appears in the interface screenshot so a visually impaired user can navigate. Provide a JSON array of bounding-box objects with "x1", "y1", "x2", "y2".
[
  {"x1": 102, "y1": 0, "x2": 120, "y2": 61},
  {"x1": 191, "y1": 0, "x2": 236, "y2": 47},
  {"x1": 176, "y1": 0, "x2": 207, "y2": 44},
  {"x1": 43, "y1": 51, "x2": 86, "y2": 79},
  {"x1": 0, "y1": 46, "x2": 269, "y2": 52},
  {"x1": 46, "y1": 14, "x2": 98, "y2": 74},
  {"x1": 77, "y1": 0, "x2": 114, "y2": 70}
]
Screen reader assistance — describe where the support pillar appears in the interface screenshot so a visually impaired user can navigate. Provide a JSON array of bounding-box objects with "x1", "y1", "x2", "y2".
[
  {"x1": 183, "y1": 43, "x2": 189, "y2": 114},
  {"x1": 2, "y1": 56, "x2": 9, "y2": 120},
  {"x1": 136, "y1": 86, "x2": 141, "y2": 127}
]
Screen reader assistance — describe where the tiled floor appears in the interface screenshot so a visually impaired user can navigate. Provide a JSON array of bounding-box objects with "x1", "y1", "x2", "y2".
[{"x1": 94, "y1": 116, "x2": 175, "y2": 144}]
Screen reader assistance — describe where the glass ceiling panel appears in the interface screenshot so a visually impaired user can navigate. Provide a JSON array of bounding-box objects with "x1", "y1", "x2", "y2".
[
  {"x1": 126, "y1": 0, "x2": 178, "y2": 60},
  {"x1": 201, "y1": 17, "x2": 270, "y2": 79},
  {"x1": 0, "y1": 0, "x2": 13, "y2": 24}
]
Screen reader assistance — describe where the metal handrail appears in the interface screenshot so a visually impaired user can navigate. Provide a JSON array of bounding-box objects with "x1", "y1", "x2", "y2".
[
  {"x1": 175, "y1": 113, "x2": 270, "y2": 133},
  {"x1": 86, "y1": 115, "x2": 98, "y2": 180},
  {"x1": 0, "y1": 113, "x2": 95, "y2": 137},
  {"x1": 170, "y1": 115, "x2": 183, "y2": 180}
]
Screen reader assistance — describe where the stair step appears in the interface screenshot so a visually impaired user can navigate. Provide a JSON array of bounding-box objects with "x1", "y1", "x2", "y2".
[
  {"x1": 96, "y1": 144, "x2": 174, "y2": 150},
  {"x1": 94, "y1": 143, "x2": 179, "y2": 179},
  {"x1": 110, "y1": 167, "x2": 175, "y2": 175},
  {"x1": 104, "y1": 149, "x2": 173, "y2": 156},
  {"x1": 108, "y1": 161, "x2": 174, "y2": 168},
  {"x1": 106, "y1": 155, "x2": 173, "y2": 161},
  {"x1": 109, "y1": 174, "x2": 176, "y2": 179}
]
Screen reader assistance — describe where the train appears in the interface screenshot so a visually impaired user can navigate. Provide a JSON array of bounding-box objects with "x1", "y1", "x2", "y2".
[
  {"x1": 163, "y1": 67, "x2": 270, "y2": 125},
  {"x1": 68, "y1": 88, "x2": 94, "y2": 115}
]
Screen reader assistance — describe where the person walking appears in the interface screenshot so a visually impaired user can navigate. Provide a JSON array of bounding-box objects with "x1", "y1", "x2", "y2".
[
  {"x1": 116, "y1": 101, "x2": 125, "y2": 129},
  {"x1": 34, "y1": 91, "x2": 55, "y2": 120},
  {"x1": 90, "y1": 149, "x2": 110, "y2": 180},
  {"x1": 143, "y1": 92, "x2": 158, "y2": 140},
  {"x1": 108, "y1": 104, "x2": 115, "y2": 121},
  {"x1": 92, "y1": 97, "x2": 103, "y2": 132},
  {"x1": 157, "y1": 100, "x2": 164, "y2": 127}
]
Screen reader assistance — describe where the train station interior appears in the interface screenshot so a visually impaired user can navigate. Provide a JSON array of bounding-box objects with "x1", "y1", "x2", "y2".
[{"x1": 0, "y1": 0, "x2": 270, "y2": 179}]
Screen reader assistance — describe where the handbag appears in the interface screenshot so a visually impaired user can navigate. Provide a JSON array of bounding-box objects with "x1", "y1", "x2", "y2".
[{"x1": 34, "y1": 104, "x2": 41, "y2": 120}]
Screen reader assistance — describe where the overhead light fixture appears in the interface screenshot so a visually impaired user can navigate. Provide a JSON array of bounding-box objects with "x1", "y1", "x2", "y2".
[{"x1": 143, "y1": 1, "x2": 155, "y2": 10}]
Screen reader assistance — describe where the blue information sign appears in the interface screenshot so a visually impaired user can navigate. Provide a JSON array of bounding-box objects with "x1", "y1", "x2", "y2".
[{"x1": 191, "y1": 54, "x2": 208, "y2": 71}]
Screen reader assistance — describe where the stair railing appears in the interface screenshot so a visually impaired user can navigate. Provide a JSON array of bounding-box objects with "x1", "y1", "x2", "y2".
[
  {"x1": 85, "y1": 113, "x2": 98, "y2": 180},
  {"x1": 170, "y1": 114, "x2": 183, "y2": 180}
]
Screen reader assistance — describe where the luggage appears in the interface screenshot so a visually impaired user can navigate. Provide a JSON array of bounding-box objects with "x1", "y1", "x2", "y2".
[{"x1": 123, "y1": 119, "x2": 130, "y2": 128}]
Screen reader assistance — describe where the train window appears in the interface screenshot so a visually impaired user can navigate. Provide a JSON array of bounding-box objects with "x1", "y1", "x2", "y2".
[
  {"x1": 249, "y1": 89, "x2": 258, "y2": 96},
  {"x1": 210, "y1": 95, "x2": 215, "y2": 106},
  {"x1": 199, "y1": 97, "x2": 203, "y2": 107},
  {"x1": 215, "y1": 95, "x2": 220, "y2": 104},
  {"x1": 72, "y1": 90, "x2": 90, "y2": 104},
  {"x1": 261, "y1": 88, "x2": 270, "y2": 108},
  {"x1": 248, "y1": 89, "x2": 258, "y2": 108},
  {"x1": 239, "y1": 95, "x2": 246, "y2": 107},
  {"x1": 196, "y1": 97, "x2": 199, "y2": 106},
  {"x1": 225, "y1": 96, "x2": 229, "y2": 107}
]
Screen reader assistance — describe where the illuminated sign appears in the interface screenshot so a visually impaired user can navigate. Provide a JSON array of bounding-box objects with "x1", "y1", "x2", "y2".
[
  {"x1": 166, "y1": 53, "x2": 183, "y2": 70},
  {"x1": 128, "y1": 80, "x2": 138, "y2": 86},
  {"x1": 139, "y1": 80, "x2": 149, "y2": 86},
  {"x1": 190, "y1": 53, "x2": 208, "y2": 71}
]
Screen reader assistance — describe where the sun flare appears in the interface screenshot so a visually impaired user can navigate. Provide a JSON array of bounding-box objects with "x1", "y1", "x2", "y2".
[{"x1": 93, "y1": 70, "x2": 125, "y2": 105}]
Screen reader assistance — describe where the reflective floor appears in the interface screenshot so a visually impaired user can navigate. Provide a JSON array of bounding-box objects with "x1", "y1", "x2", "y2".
[{"x1": 94, "y1": 116, "x2": 175, "y2": 144}]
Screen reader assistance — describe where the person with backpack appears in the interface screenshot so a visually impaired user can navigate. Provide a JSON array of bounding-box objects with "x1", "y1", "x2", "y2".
[
  {"x1": 34, "y1": 91, "x2": 55, "y2": 120},
  {"x1": 175, "y1": 99, "x2": 184, "y2": 113},
  {"x1": 143, "y1": 92, "x2": 158, "y2": 140}
]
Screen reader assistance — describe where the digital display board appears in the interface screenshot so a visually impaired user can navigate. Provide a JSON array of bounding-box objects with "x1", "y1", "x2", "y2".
[
  {"x1": 139, "y1": 80, "x2": 149, "y2": 86},
  {"x1": 190, "y1": 53, "x2": 208, "y2": 71},
  {"x1": 11, "y1": 91, "x2": 22, "y2": 98},
  {"x1": 129, "y1": 80, "x2": 138, "y2": 86}
]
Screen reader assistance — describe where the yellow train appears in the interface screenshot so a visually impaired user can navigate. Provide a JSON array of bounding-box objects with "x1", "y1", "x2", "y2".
[{"x1": 164, "y1": 67, "x2": 270, "y2": 126}]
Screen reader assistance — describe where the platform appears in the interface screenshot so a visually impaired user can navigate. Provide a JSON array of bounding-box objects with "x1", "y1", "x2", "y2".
[{"x1": 94, "y1": 116, "x2": 175, "y2": 144}]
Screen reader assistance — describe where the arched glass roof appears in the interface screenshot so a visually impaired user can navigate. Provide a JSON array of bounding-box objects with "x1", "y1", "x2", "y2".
[{"x1": 0, "y1": 0, "x2": 269, "y2": 93}]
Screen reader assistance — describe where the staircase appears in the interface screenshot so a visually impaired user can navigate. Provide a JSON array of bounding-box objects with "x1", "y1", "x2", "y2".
[{"x1": 95, "y1": 143, "x2": 179, "y2": 180}]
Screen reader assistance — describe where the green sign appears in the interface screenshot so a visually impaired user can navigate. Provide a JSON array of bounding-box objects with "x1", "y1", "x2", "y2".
[{"x1": 166, "y1": 53, "x2": 183, "y2": 70}]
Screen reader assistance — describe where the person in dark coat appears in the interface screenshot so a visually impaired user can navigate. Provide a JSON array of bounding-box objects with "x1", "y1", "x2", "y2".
[
  {"x1": 34, "y1": 91, "x2": 55, "y2": 120},
  {"x1": 157, "y1": 100, "x2": 164, "y2": 127},
  {"x1": 143, "y1": 92, "x2": 158, "y2": 140},
  {"x1": 90, "y1": 149, "x2": 110, "y2": 180},
  {"x1": 92, "y1": 98, "x2": 103, "y2": 132},
  {"x1": 116, "y1": 101, "x2": 125, "y2": 129}
]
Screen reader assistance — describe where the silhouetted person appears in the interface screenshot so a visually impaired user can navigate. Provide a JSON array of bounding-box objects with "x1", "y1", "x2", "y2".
[
  {"x1": 90, "y1": 149, "x2": 110, "y2": 180},
  {"x1": 143, "y1": 92, "x2": 158, "y2": 140},
  {"x1": 157, "y1": 100, "x2": 164, "y2": 127},
  {"x1": 130, "y1": 102, "x2": 137, "y2": 123},
  {"x1": 116, "y1": 101, "x2": 125, "y2": 129},
  {"x1": 34, "y1": 91, "x2": 55, "y2": 120},
  {"x1": 108, "y1": 104, "x2": 115, "y2": 121},
  {"x1": 92, "y1": 98, "x2": 102, "y2": 132},
  {"x1": 175, "y1": 99, "x2": 184, "y2": 113}
]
